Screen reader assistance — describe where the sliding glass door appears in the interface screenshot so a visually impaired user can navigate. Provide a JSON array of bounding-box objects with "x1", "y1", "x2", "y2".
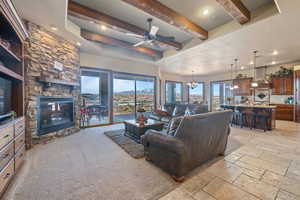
[
  {"x1": 136, "y1": 78, "x2": 155, "y2": 117},
  {"x1": 80, "y1": 69, "x2": 156, "y2": 125},
  {"x1": 113, "y1": 73, "x2": 156, "y2": 122},
  {"x1": 80, "y1": 70, "x2": 110, "y2": 126},
  {"x1": 113, "y1": 76, "x2": 135, "y2": 122}
]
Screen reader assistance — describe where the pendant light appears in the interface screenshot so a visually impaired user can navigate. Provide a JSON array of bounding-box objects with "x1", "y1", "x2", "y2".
[
  {"x1": 230, "y1": 64, "x2": 234, "y2": 90},
  {"x1": 187, "y1": 70, "x2": 198, "y2": 89},
  {"x1": 233, "y1": 59, "x2": 239, "y2": 89},
  {"x1": 251, "y1": 50, "x2": 258, "y2": 88}
]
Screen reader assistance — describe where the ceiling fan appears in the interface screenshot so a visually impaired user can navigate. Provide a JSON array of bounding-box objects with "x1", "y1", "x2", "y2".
[{"x1": 126, "y1": 18, "x2": 175, "y2": 47}]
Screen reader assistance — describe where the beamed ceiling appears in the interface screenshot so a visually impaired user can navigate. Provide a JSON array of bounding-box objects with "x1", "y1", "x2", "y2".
[
  {"x1": 68, "y1": 0, "x2": 274, "y2": 59},
  {"x1": 14, "y1": 0, "x2": 300, "y2": 77}
]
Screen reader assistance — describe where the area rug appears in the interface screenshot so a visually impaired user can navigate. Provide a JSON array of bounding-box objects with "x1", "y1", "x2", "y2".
[{"x1": 104, "y1": 129, "x2": 145, "y2": 159}]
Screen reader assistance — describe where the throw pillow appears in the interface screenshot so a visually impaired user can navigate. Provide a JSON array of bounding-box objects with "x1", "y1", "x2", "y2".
[{"x1": 167, "y1": 116, "x2": 183, "y2": 136}]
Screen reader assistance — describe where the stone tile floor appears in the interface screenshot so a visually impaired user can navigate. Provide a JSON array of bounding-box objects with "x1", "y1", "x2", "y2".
[
  {"x1": 160, "y1": 120, "x2": 300, "y2": 200},
  {"x1": 4, "y1": 120, "x2": 300, "y2": 200}
]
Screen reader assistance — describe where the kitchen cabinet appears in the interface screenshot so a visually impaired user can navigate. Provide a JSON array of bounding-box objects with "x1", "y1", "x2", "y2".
[
  {"x1": 271, "y1": 75, "x2": 293, "y2": 95},
  {"x1": 295, "y1": 70, "x2": 300, "y2": 123},
  {"x1": 233, "y1": 78, "x2": 252, "y2": 96},
  {"x1": 270, "y1": 104, "x2": 294, "y2": 121}
]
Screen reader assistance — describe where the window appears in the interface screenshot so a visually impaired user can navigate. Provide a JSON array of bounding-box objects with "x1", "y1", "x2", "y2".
[
  {"x1": 210, "y1": 80, "x2": 233, "y2": 111},
  {"x1": 165, "y1": 81, "x2": 183, "y2": 104},
  {"x1": 188, "y1": 82, "x2": 205, "y2": 103}
]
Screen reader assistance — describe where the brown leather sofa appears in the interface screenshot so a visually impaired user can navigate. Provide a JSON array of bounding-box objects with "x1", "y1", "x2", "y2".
[
  {"x1": 149, "y1": 103, "x2": 209, "y2": 127},
  {"x1": 141, "y1": 110, "x2": 232, "y2": 181}
]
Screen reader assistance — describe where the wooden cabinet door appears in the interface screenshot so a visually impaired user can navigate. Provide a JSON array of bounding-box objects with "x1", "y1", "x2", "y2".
[
  {"x1": 295, "y1": 71, "x2": 300, "y2": 122},
  {"x1": 272, "y1": 77, "x2": 281, "y2": 95},
  {"x1": 284, "y1": 76, "x2": 294, "y2": 95},
  {"x1": 233, "y1": 78, "x2": 252, "y2": 96}
]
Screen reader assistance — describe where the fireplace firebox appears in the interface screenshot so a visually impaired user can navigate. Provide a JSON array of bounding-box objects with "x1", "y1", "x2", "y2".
[{"x1": 37, "y1": 97, "x2": 75, "y2": 136}]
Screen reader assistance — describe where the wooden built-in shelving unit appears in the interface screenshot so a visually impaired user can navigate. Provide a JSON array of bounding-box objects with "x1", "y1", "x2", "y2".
[{"x1": 0, "y1": 0, "x2": 28, "y2": 197}]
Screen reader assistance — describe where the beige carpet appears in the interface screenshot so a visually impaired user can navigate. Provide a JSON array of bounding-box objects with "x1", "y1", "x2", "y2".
[
  {"x1": 104, "y1": 129, "x2": 145, "y2": 159},
  {"x1": 3, "y1": 124, "x2": 177, "y2": 200}
]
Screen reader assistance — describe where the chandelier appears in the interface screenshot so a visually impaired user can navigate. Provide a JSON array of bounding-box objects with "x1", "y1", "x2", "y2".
[
  {"x1": 251, "y1": 50, "x2": 259, "y2": 87},
  {"x1": 187, "y1": 71, "x2": 198, "y2": 89},
  {"x1": 233, "y1": 59, "x2": 239, "y2": 89},
  {"x1": 230, "y1": 64, "x2": 234, "y2": 90}
]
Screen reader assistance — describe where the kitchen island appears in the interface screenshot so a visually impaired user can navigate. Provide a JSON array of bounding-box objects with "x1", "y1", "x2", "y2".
[{"x1": 221, "y1": 104, "x2": 277, "y2": 131}]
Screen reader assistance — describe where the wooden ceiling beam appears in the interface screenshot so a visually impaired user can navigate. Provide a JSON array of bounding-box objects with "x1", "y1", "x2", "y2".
[
  {"x1": 215, "y1": 0, "x2": 251, "y2": 24},
  {"x1": 81, "y1": 29, "x2": 162, "y2": 59},
  {"x1": 120, "y1": 0, "x2": 208, "y2": 39},
  {"x1": 68, "y1": 1, "x2": 182, "y2": 50}
]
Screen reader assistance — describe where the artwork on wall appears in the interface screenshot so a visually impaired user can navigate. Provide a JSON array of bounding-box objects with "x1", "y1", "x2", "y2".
[{"x1": 254, "y1": 88, "x2": 271, "y2": 102}]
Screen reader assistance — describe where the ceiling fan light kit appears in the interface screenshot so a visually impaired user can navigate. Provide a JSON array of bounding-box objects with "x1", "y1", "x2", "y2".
[{"x1": 127, "y1": 18, "x2": 176, "y2": 48}]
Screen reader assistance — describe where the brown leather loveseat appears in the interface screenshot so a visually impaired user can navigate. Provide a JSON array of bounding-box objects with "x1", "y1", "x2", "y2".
[{"x1": 141, "y1": 110, "x2": 232, "y2": 181}]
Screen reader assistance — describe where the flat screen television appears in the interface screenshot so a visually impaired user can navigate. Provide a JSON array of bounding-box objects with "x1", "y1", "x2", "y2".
[{"x1": 0, "y1": 77, "x2": 12, "y2": 115}]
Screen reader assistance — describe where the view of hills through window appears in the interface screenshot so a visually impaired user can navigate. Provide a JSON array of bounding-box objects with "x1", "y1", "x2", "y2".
[{"x1": 81, "y1": 72, "x2": 155, "y2": 123}]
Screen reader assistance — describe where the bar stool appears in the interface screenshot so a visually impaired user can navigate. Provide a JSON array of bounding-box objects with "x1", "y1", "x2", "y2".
[
  {"x1": 251, "y1": 112, "x2": 268, "y2": 132},
  {"x1": 240, "y1": 110, "x2": 256, "y2": 129},
  {"x1": 231, "y1": 108, "x2": 240, "y2": 127}
]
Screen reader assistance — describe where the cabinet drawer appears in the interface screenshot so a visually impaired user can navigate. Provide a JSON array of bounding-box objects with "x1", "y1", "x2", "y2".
[
  {"x1": 0, "y1": 124, "x2": 14, "y2": 150},
  {"x1": 14, "y1": 118, "x2": 25, "y2": 137},
  {"x1": 0, "y1": 141, "x2": 14, "y2": 171},
  {"x1": 15, "y1": 145, "x2": 25, "y2": 171},
  {"x1": 14, "y1": 132, "x2": 25, "y2": 153},
  {"x1": 0, "y1": 160, "x2": 14, "y2": 196}
]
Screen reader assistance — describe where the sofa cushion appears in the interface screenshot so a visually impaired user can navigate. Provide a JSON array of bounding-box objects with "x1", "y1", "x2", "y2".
[
  {"x1": 167, "y1": 116, "x2": 183, "y2": 136},
  {"x1": 188, "y1": 104, "x2": 208, "y2": 115},
  {"x1": 163, "y1": 104, "x2": 176, "y2": 116},
  {"x1": 172, "y1": 104, "x2": 187, "y2": 117}
]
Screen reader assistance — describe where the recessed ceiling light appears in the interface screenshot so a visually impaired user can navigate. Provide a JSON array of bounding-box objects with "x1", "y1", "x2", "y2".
[
  {"x1": 250, "y1": 61, "x2": 254, "y2": 65},
  {"x1": 89, "y1": 21, "x2": 95, "y2": 24},
  {"x1": 76, "y1": 42, "x2": 81, "y2": 47},
  {"x1": 241, "y1": 66, "x2": 245, "y2": 70},
  {"x1": 273, "y1": 50, "x2": 278, "y2": 55},
  {"x1": 51, "y1": 26, "x2": 58, "y2": 31},
  {"x1": 101, "y1": 25, "x2": 107, "y2": 31},
  {"x1": 203, "y1": 9, "x2": 209, "y2": 15},
  {"x1": 272, "y1": 61, "x2": 276, "y2": 65}
]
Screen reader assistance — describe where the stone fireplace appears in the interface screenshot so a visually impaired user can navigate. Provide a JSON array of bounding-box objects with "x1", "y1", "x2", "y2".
[
  {"x1": 37, "y1": 97, "x2": 75, "y2": 136},
  {"x1": 24, "y1": 22, "x2": 80, "y2": 148}
]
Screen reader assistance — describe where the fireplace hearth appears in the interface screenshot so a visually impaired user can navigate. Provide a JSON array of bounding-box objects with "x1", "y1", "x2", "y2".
[{"x1": 37, "y1": 97, "x2": 75, "y2": 136}]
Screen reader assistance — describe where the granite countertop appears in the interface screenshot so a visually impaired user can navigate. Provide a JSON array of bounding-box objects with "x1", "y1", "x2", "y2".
[{"x1": 222, "y1": 104, "x2": 277, "y2": 109}]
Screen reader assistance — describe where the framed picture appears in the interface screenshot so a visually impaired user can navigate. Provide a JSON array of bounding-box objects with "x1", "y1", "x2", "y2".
[{"x1": 254, "y1": 88, "x2": 270, "y2": 102}]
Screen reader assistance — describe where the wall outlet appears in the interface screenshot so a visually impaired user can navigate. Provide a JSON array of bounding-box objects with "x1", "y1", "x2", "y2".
[{"x1": 54, "y1": 61, "x2": 63, "y2": 71}]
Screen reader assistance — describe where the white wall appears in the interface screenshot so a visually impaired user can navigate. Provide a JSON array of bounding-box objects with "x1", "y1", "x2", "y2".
[{"x1": 80, "y1": 53, "x2": 158, "y2": 76}]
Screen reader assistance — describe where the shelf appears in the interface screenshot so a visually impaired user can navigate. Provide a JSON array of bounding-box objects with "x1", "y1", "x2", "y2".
[
  {"x1": 0, "y1": 64, "x2": 23, "y2": 81},
  {"x1": 0, "y1": 42, "x2": 21, "y2": 64},
  {"x1": 38, "y1": 76, "x2": 80, "y2": 88}
]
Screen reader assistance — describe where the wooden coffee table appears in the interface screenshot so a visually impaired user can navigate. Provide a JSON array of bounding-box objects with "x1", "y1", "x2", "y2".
[{"x1": 124, "y1": 119, "x2": 164, "y2": 143}]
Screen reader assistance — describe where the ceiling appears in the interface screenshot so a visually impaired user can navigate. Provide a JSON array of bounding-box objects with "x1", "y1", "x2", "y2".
[
  {"x1": 69, "y1": 0, "x2": 274, "y2": 52},
  {"x1": 159, "y1": 0, "x2": 300, "y2": 75},
  {"x1": 11, "y1": 0, "x2": 300, "y2": 77},
  {"x1": 156, "y1": 0, "x2": 273, "y2": 30}
]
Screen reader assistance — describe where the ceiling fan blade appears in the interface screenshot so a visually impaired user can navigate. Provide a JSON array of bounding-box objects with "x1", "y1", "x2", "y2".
[
  {"x1": 133, "y1": 41, "x2": 146, "y2": 47},
  {"x1": 126, "y1": 33, "x2": 144, "y2": 39},
  {"x1": 149, "y1": 26, "x2": 159, "y2": 36},
  {"x1": 155, "y1": 35, "x2": 175, "y2": 41}
]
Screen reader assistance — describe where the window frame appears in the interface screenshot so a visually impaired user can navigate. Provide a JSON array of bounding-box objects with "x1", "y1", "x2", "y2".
[{"x1": 165, "y1": 80, "x2": 183, "y2": 104}]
